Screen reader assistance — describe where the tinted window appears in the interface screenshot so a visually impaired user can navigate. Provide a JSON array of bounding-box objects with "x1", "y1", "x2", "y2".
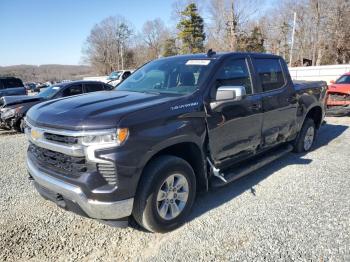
[
  {"x1": 62, "y1": 84, "x2": 83, "y2": 97},
  {"x1": 85, "y1": 83, "x2": 103, "y2": 93},
  {"x1": 104, "y1": 84, "x2": 114, "y2": 90},
  {"x1": 254, "y1": 59, "x2": 285, "y2": 91},
  {"x1": 0, "y1": 78, "x2": 24, "y2": 89},
  {"x1": 215, "y1": 58, "x2": 253, "y2": 95}
]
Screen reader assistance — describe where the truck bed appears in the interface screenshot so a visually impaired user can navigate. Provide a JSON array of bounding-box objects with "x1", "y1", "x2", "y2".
[{"x1": 293, "y1": 80, "x2": 327, "y2": 91}]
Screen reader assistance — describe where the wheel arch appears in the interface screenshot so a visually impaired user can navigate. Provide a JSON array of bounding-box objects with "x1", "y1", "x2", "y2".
[
  {"x1": 140, "y1": 141, "x2": 208, "y2": 193},
  {"x1": 304, "y1": 105, "x2": 323, "y2": 129}
]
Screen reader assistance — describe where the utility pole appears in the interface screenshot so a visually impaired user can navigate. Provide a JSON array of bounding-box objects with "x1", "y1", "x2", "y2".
[
  {"x1": 289, "y1": 12, "x2": 297, "y2": 66},
  {"x1": 121, "y1": 44, "x2": 124, "y2": 70}
]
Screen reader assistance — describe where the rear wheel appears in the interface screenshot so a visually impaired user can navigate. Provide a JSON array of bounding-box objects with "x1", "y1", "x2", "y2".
[
  {"x1": 293, "y1": 118, "x2": 316, "y2": 153},
  {"x1": 132, "y1": 155, "x2": 196, "y2": 233}
]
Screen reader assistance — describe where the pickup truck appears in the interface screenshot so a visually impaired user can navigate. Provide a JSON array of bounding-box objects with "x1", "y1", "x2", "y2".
[
  {"x1": 25, "y1": 52, "x2": 327, "y2": 233},
  {"x1": 0, "y1": 80, "x2": 114, "y2": 132},
  {"x1": 107, "y1": 70, "x2": 133, "y2": 87},
  {"x1": 0, "y1": 77, "x2": 27, "y2": 97}
]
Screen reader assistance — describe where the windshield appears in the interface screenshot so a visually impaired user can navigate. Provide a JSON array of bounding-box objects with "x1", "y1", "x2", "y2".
[
  {"x1": 108, "y1": 71, "x2": 122, "y2": 80},
  {"x1": 117, "y1": 57, "x2": 214, "y2": 95},
  {"x1": 36, "y1": 85, "x2": 61, "y2": 99},
  {"x1": 336, "y1": 75, "x2": 350, "y2": 84}
]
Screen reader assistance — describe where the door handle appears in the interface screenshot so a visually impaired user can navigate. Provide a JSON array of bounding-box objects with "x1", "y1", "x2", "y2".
[{"x1": 250, "y1": 103, "x2": 261, "y2": 110}]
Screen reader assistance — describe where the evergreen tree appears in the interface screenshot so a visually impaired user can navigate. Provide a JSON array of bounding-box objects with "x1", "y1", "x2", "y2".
[
  {"x1": 162, "y1": 38, "x2": 178, "y2": 57},
  {"x1": 237, "y1": 26, "x2": 265, "y2": 53},
  {"x1": 177, "y1": 3, "x2": 206, "y2": 54}
]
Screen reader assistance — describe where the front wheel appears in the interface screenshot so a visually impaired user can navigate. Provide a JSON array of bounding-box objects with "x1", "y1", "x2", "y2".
[
  {"x1": 293, "y1": 118, "x2": 316, "y2": 153},
  {"x1": 132, "y1": 155, "x2": 196, "y2": 233}
]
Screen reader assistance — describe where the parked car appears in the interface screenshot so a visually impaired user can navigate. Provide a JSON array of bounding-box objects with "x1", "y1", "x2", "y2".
[
  {"x1": 107, "y1": 70, "x2": 133, "y2": 86},
  {"x1": 25, "y1": 52, "x2": 327, "y2": 233},
  {"x1": 0, "y1": 77, "x2": 27, "y2": 97},
  {"x1": 0, "y1": 80, "x2": 114, "y2": 132},
  {"x1": 24, "y1": 82, "x2": 37, "y2": 92},
  {"x1": 326, "y1": 72, "x2": 350, "y2": 116}
]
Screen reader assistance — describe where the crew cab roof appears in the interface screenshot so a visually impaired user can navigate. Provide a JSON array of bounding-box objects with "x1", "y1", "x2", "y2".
[{"x1": 159, "y1": 52, "x2": 282, "y2": 61}]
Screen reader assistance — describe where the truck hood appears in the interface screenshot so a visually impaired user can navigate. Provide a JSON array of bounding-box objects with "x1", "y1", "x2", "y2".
[
  {"x1": 27, "y1": 91, "x2": 182, "y2": 130},
  {"x1": 0, "y1": 95, "x2": 43, "y2": 107}
]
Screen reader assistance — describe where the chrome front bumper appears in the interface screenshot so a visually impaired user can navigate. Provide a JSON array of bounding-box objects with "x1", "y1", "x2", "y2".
[{"x1": 27, "y1": 157, "x2": 134, "y2": 220}]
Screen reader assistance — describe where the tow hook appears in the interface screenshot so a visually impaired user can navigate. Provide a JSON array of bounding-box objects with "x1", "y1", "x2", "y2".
[{"x1": 207, "y1": 157, "x2": 227, "y2": 183}]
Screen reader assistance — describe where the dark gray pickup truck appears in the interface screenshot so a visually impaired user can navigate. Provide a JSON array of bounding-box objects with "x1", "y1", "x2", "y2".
[
  {"x1": 0, "y1": 77, "x2": 26, "y2": 97},
  {"x1": 25, "y1": 52, "x2": 327, "y2": 232}
]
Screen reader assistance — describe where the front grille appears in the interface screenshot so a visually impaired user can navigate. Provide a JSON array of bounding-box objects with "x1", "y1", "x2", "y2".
[
  {"x1": 29, "y1": 143, "x2": 87, "y2": 175},
  {"x1": 44, "y1": 133, "x2": 78, "y2": 145},
  {"x1": 97, "y1": 163, "x2": 117, "y2": 185}
]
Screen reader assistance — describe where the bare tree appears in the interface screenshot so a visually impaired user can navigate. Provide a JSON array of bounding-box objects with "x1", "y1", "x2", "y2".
[
  {"x1": 207, "y1": 0, "x2": 261, "y2": 51},
  {"x1": 142, "y1": 18, "x2": 168, "y2": 59},
  {"x1": 83, "y1": 16, "x2": 133, "y2": 74}
]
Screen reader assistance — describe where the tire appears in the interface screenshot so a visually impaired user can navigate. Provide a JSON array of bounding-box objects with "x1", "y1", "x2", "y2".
[
  {"x1": 293, "y1": 118, "x2": 316, "y2": 153},
  {"x1": 132, "y1": 155, "x2": 196, "y2": 233}
]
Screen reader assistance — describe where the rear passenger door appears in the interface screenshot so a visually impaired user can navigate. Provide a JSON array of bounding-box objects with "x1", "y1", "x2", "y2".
[{"x1": 252, "y1": 57, "x2": 297, "y2": 148}]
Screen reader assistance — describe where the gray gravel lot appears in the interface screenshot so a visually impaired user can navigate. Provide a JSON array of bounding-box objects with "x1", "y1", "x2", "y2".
[{"x1": 0, "y1": 117, "x2": 349, "y2": 261}]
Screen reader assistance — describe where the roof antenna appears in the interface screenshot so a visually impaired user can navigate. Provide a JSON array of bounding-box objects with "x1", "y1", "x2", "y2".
[{"x1": 207, "y1": 49, "x2": 216, "y2": 57}]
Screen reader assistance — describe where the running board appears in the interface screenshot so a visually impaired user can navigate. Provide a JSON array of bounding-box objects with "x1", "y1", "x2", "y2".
[{"x1": 210, "y1": 144, "x2": 293, "y2": 188}]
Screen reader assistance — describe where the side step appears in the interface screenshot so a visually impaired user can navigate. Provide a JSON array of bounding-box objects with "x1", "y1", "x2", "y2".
[{"x1": 210, "y1": 144, "x2": 293, "y2": 188}]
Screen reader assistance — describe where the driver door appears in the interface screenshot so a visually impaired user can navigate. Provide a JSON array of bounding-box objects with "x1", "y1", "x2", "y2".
[{"x1": 206, "y1": 56, "x2": 263, "y2": 166}]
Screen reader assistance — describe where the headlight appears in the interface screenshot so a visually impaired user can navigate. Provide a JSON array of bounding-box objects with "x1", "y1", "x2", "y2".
[{"x1": 79, "y1": 128, "x2": 129, "y2": 146}]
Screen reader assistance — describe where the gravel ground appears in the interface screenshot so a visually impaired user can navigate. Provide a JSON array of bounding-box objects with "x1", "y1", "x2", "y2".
[{"x1": 0, "y1": 117, "x2": 349, "y2": 261}]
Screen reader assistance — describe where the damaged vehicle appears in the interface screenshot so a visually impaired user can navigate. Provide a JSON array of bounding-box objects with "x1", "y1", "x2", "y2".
[
  {"x1": 326, "y1": 72, "x2": 350, "y2": 116},
  {"x1": 25, "y1": 52, "x2": 327, "y2": 233},
  {"x1": 0, "y1": 80, "x2": 114, "y2": 132}
]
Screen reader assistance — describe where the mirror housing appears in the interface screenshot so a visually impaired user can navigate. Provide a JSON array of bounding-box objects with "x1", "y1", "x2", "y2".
[
  {"x1": 215, "y1": 86, "x2": 246, "y2": 101},
  {"x1": 210, "y1": 86, "x2": 247, "y2": 111},
  {"x1": 330, "y1": 80, "x2": 335, "y2": 84}
]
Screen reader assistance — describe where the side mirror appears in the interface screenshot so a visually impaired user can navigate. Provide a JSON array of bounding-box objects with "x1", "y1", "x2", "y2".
[
  {"x1": 210, "y1": 86, "x2": 246, "y2": 111},
  {"x1": 330, "y1": 80, "x2": 335, "y2": 84},
  {"x1": 215, "y1": 86, "x2": 246, "y2": 101}
]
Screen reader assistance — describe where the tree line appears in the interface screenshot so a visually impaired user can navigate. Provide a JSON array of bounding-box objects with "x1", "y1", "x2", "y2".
[
  {"x1": 0, "y1": 65, "x2": 95, "y2": 83},
  {"x1": 83, "y1": 0, "x2": 349, "y2": 74}
]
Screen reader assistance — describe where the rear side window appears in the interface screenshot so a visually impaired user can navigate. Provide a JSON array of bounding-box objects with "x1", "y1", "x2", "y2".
[
  {"x1": 254, "y1": 59, "x2": 286, "y2": 92},
  {"x1": 215, "y1": 58, "x2": 253, "y2": 95},
  {"x1": 62, "y1": 84, "x2": 83, "y2": 97},
  {"x1": 0, "y1": 78, "x2": 24, "y2": 89},
  {"x1": 84, "y1": 83, "x2": 104, "y2": 93}
]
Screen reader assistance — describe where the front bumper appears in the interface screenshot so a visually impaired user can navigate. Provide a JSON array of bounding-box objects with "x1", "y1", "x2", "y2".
[{"x1": 27, "y1": 157, "x2": 134, "y2": 220}]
